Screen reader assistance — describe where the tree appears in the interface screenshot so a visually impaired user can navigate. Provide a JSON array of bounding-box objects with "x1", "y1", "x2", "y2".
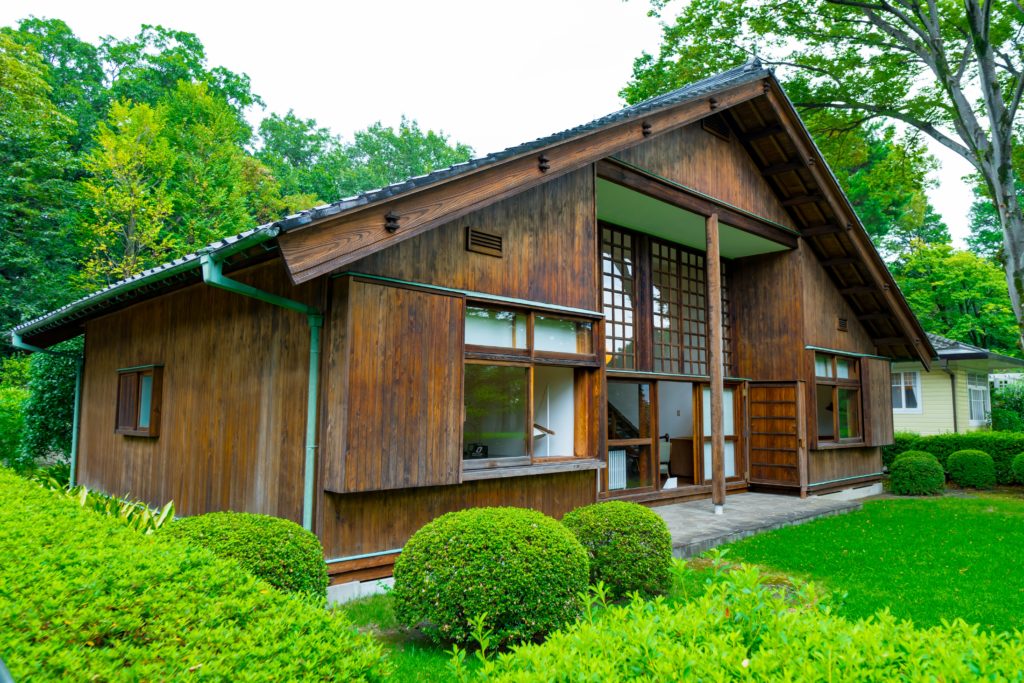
[
  {"x1": 628, "y1": 0, "x2": 1024, "y2": 342},
  {"x1": 892, "y1": 241, "x2": 1020, "y2": 358},
  {"x1": 0, "y1": 35, "x2": 80, "y2": 344},
  {"x1": 78, "y1": 100, "x2": 176, "y2": 287},
  {"x1": 257, "y1": 111, "x2": 351, "y2": 203}
]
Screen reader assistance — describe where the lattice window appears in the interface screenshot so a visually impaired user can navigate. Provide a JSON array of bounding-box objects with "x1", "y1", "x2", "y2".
[
  {"x1": 721, "y1": 263, "x2": 736, "y2": 377},
  {"x1": 601, "y1": 226, "x2": 636, "y2": 369},
  {"x1": 681, "y1": 250, "x2": 708, "y2": 375},
  {"x1": 651, "y1": 240, "x2": 682, "y2": 373}
]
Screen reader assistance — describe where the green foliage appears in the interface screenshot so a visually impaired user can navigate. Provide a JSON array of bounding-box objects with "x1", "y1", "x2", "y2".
[
  {"x1": 0, "y1": 387, "x2": 28, "y2": 467},
  {"x1": 20, "y1": 339, "x2": 81, "y2": 466},
  {"x1": 392, "y1": 507, "x2": 589, "y2": 647},
  {"x1": 0, "y1": 467, "x2": 391, "y2": 681},
  {"x1": 561, "y1": 501, "x2": 673, "y2": 599},
  {"x1": 907, "y1": 432, "x2": 1024, "y2": 484},
  {"x1": 891, "y1": 242, "x2": 1020, "y2": 359},
  {"x1": 882, "y1": 430, "x2": 920, "y2": 468},
  {"x1": 947, "y1": 450, "x2": 997, "y2": 489},
  {"x1": 889, "y1": 452, "x2": 945, "y2": 496},
  {"x1": 991, "y1": 382, "x2": 1024, "y2": 432},
  {"x1": 35, "y1": 475, "x2": 174, "y2": 534},
  {"x1": 466, "y1": 564, "x2": 1024, "y2": 681},
  {"x1": 166, "y1": 510, "x2": 328, "y2": 602},
  {"x1": 1012, "y1": 453, "x2": 1024, "y2": 484},
  {"x1": 716, "y1": 497, "x2": 1024, "y2": 631}
]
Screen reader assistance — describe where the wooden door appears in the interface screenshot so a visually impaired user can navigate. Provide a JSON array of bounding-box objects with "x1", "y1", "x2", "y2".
[{"x1": 747, "y1": 381, "x2": 806, "y2": 492}]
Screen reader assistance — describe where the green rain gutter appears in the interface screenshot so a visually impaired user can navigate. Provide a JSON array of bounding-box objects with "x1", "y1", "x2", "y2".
[
  {"x1": 199, "y1": 253, "x2": 323, "y2": 531},
  {"x1": 10, "y1": 332, "x2": 84, "y2": 487}
]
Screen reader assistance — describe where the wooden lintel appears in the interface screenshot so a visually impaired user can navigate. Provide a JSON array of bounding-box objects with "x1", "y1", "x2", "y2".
[
  {"x1": 760, "y1": 160, "x2": 805, "y2": 176},
  {"x1": 596, "y1": 159, "x2": 798, "y2": 249},
  {"x1": 278, "y1": 78, "x2": 770, "y2": 284},
  {"x1": 781, "y1": 193, "x2": 824, "y2": 207},
  {"x1": 821, "y1": 256, "x2": 859, "y2": 267}
]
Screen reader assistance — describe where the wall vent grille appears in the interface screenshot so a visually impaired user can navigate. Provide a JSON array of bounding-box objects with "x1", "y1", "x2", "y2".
[
  {"x1": 837, "y1": 317, "x2": 849, "y2": 332},
  {"x1": 466, "y1": 227, "x2": 503, "y2": 258}
]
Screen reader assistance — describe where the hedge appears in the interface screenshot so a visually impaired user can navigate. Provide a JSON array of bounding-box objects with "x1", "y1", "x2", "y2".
[
  {"x1": 906, "y1": 432, "x2": 1024, "y2": 484},
  {"x1": 0, "y1": 468, "x2": 391, "y2": 681},
  {"x1": 393, "y1": 507, "x2": 589, "y2": 647},
  {"x1": 882, "y1": 431, "x2": 920, "y2": 469},
  {"x1": 464, "y1": 566, "x2": 1024, "y2": 681},
  {"x1": 1013, "y1": 453, "x2": 1024, "y2": 484},
  {"x1": 562, "y1": 501, "x2": 673, "y2": 599},
  {"x1": 166, "y1": 511, "x2": 328, "y2": 601},
  {"x1": 888, "y1": 452, "x2": 945, "y2": 496},
  {"x1": 947, "y1": 450, "x2": 996, "y2": 489}
]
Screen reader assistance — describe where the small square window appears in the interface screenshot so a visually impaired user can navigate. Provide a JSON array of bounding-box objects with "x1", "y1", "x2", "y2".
[{"x1": 116, "y1": 365, "x2": 162, "y2": 437}]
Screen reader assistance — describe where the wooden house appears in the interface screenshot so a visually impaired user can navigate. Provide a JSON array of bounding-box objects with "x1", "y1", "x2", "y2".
[{"x1": 12, "y1": 62, "x2": 933, "y2": 583}]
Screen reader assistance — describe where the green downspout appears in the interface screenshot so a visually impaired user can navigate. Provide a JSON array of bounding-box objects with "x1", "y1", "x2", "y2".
[
  {"x1": 199, "y1": 253, "x2": 322, "y2": 531},
  {"x1": 11, "y1": 332, "x2": 84, "y2": 487}
]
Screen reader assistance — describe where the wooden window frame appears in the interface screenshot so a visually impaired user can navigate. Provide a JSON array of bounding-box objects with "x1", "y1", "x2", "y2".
[
  {"x1": 463, "y1": 301, "x2": 602, "y2": 471},
  {"x1": 115, "y1": 365, "x2": 163, "y2": 437},
  {"x1": 600, "y1": 222, "x2": 736, "y2": 378},
  {"x1": 813, "y1": 354, "x2": 863, "y2": 447}
]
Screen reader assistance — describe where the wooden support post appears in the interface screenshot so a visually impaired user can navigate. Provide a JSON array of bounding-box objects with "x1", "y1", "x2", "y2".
[{"x1": 706, "y1": 214, "x2": 726, "y2": 513}]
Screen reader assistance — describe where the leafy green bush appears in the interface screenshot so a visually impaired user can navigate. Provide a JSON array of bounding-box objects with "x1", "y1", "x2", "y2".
[
  {"x1": 882, "y1": 431, "x2": 920, "y2": 468},
  {"x1": 0, "y1": 386, "x2": 27, "y2": 468},
  {"x1": 34, "y1": 475, "x2": 174, "y2": 534},
  {"x1": 562, "y1": 501, "x2": 672, "y2": 599},
  {"x1": 20, "y1": 338, "x2": 81, "y2": 465},
  {"x1": 892, "y1": 449, "x2": 934, "y2": 463},
  {"x1": 889, "y1": 452, "x2": 945, "y2": 495},
  {"x1": 1012, "y1": 453, "x2": 1024, "y2": 484},
  {"x1": 458, "y1": 566, "x2": 1024, "y2": 681},
  {"x1": 991, "y1": 383, "x2": 1024, "y2": 431},
  {"x1": 393, "y1": 507, "x2": 589, "y2": 647},
  {"x1": 0, "y1": 467, "x2": 391, "y2": 681},
  {"x1": 947, "y1": 450, "x2": 996, "y2": 489},
  {"x1": 908, "y1": 432, "x2": 1024, "y2": 484},
  {"x1": 165, "y1": 511, "x2": 328, "y2": 601}
]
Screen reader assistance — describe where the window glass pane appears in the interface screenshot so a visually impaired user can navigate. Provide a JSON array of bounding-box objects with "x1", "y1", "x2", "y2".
[
  {"x1": 463, "y1": 365, "x2": 528, "y2": 459},
  {"x1": 701, "y1": 387, "x2": 735, "y2": 436},
  {"x1": 891, "y1": 385, "x2": 903, "y2": 410},
  {"x1": 836, "y1": 358, "x2": 851, "y2": 379},
  {"x1": 816, "y1": 384, "x2": 834, "y2": 440},
  {"x1": 535, "y1": 316, "x2": 592, "y2": 354},
  {"x1": 465, "y1": 307, "x2": 527, "y2": 349},
  {"x1": 607, "y1": 381, "x2": 650, "y2": 440},
  {"x1": 137, "y1": 374, "x2": 153, "y2": 429},
  {"x1": 601, "y1": 227, "x2": 636, "y2": 369},
  {"x1": 904, "y1": 382, "x2": 918, "y2": 409},
  {"x1": 607, "y1": 444, "x2": 653, "y2": 491},
  {"x1": 533, "y1": 366, "x2": 575, "y2": 457},
  {"x1": 838, "y1": 388, "x2": 860, "y2": 439},
  {"x1": 815, "y1": 354, "x2": 833, "y2": 378},
  {"x1": 703, "y1": 441, "x2": 736, "y2": 479}
]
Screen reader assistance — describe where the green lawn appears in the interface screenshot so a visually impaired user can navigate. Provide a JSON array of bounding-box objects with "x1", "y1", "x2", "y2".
[{"x1": 714, "y1": 494, "x2": 1024, "y2": 632}]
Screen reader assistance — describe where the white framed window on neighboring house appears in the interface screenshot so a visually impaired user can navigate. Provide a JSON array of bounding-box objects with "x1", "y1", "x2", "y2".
[
  {"x1": 891, "y1": 371, "x2": 922, "y2": 413},
  {"x1": 968, "y1": 372, "x2": 991, "y2": 425}
]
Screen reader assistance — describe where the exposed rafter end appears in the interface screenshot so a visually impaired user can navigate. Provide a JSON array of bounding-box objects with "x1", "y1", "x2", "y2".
[
  {"x1": 801, "y1": 223, "x2": 843, "y2": 237},
  {"x1": 781, "y1": 193, "x2": 824, "y2": 207}
]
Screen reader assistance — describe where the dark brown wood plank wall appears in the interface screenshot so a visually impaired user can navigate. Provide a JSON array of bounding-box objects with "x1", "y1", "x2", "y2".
[
  {"x1": 862, "y1": 357, "x2": 894, "y2": 447},
  {"x1": 320, "y1": 278, "x2": 464, "y2": 494},
  {"x1": 614, "y1": 121, "x2": 795, "y2": 229},
  {"x1": 78, "y1": 259, "x2": 320, "y2": 522},
  {"x1": 320, "y1": 470, "x2": 596, "y2": 558},
  {"x1": 808, "y1": 447, "x2": 883, "y2": 487},
  {"x1": 350, "y1": 168, "x2": 598, "y2": 311},
  {"x1": 801, "y1": 243, "x2": 875, "y2": 352}
]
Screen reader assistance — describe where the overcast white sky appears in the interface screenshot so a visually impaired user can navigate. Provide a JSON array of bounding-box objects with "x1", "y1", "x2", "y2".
[{"x1": 1, "y1": 0, "x2": 975, "y2": 245}]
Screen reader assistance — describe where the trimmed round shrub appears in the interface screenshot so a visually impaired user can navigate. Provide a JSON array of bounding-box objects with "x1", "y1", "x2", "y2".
[
  {"x1": 893, "y1": 449, "x2": 936, "y2": 464},
  {"x1": 165, "y1": 511, "x2": 328, "y2": 601},
  {"x1": 889, "y1": 453, "x2": 945, "y2": 496},
  {"x1": 392, "y1": 506, "x2": 589, "y2": 646},
  {"x1": 562, "y1": 501, "x2": 672, "y2": 599},
  {"x1": 947, "y1": 450, "x2": 996, "y2": 489},
  {"x1": 1013, "y1": 453, "x2": 1024, "y2": 485}
]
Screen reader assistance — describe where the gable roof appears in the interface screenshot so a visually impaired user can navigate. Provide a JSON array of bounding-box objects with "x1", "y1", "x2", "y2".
[
  {"x1": 927, "y1": 333, "x2": 1024, "y2": 368},
  {"x1": 12, "y1": 61, "x2": 933, "y2": 367}
]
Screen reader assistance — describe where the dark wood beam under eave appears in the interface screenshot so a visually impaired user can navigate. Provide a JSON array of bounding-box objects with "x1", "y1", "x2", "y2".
[{"x1": 277, "y1": 79, "x2": 770, "y2": 284}]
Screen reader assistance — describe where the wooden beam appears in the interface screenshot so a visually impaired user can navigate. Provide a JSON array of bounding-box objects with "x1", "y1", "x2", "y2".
[
  {"x1": 706, "y1": 214, "x2": 726, "y2": 511},
  {"x1": 841, "y1": 285, "x2": 879, "y2": 295},
  {"x1": 596, "y1": 160, "x2": 798, "y2": 249},
  {"x1": 278, "y1": 78, "x2": 770, "y2": 284},
  {"x1": 821, "y1": 256, "x2": 859, "y2": 267},
  {"x1": 760, "y1": 160, "x2": 806, "y2": 176},
  {"x1": 742, "y1": 124, "x2": 785, "y2": 141},
  {"x1": 801, "y1": 223, "x2": 843, "y2": 237},
  {"x1": 780, "y1": 193, "x2": 824, "y2": 207},
  {"x1": 874, "y1": 337, "x2": 909, "y2": 346},
  {"x1": 857, "y1": 312, "x2": 893, "y2": 322}
]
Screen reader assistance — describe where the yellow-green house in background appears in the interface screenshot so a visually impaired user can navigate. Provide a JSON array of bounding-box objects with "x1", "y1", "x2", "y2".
[{"x1": 892, "y1": 334, "x2": 1024, "y2": 435}]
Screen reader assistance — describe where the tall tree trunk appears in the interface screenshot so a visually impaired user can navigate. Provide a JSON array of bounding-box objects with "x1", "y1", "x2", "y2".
[{"x1": 998, "y1": 194, "x2": 1024, "y2": 348}]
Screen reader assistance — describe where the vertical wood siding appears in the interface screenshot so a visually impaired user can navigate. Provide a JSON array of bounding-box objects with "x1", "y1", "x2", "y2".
[{"x1": 78, "y1": 259, "x2": 320, "y2": 522}]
